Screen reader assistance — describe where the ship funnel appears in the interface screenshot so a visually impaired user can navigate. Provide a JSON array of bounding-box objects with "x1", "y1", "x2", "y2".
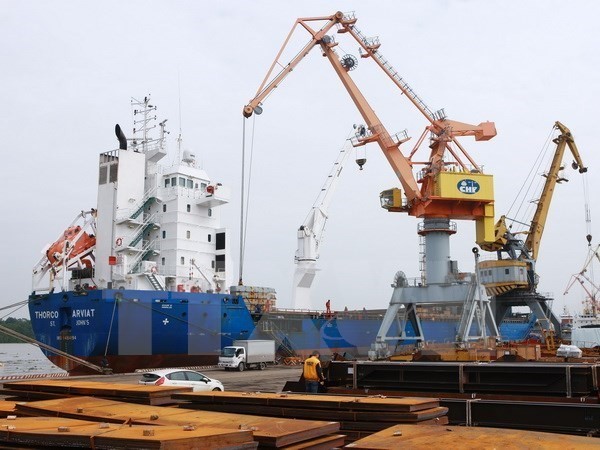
[{"x1": 115, "y1": 124, "x2": 127, "y2": 150}]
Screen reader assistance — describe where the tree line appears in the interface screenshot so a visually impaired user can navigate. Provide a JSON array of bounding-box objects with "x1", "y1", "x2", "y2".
[{"x1": 0, "y1": 318, "x2": 34, "y2": 343}]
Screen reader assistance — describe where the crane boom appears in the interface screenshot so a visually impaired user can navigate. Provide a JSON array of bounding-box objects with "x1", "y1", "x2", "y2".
[
  {"x1": 525, "y1": 121, "x2": 587, "y2": 260},
  {"x1": 244, "y1": 11, "x2": 498, "y2": 244},
  {"x1": 293, "y1": 131, "x2": 355, "y2": 309}
]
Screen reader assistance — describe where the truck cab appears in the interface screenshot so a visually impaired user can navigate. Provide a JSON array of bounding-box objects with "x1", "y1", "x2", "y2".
[
  {"x1": 218, "y1": 340, "x2": 276, "y2": 372},
  {"x1": 218, "y1": 346, "x2": 246, "y2": 371}
]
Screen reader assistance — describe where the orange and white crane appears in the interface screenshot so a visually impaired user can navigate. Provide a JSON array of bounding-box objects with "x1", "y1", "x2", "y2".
[
  {"x1": 244, "y1": 11, "x2": 497, "y2": 245},
  {"x1": 244, "y1": 11, "x2": 500, "y2": 354}
]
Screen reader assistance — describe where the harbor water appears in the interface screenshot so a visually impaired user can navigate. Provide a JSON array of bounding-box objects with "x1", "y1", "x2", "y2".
[{"x1": 0, "y1": 343, "x2": 66, "y2": 378}]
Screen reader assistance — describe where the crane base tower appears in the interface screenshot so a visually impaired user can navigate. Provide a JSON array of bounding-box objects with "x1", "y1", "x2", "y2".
[{"x1": 369, "y1": 219, "x2": 500, "y2": 360}]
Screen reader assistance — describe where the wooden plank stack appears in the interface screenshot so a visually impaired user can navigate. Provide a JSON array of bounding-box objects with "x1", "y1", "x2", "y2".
[
  {"x1": 1, "y1": 380, "x2": 192, "y2": 405},
  {"x1": 172, "y1": 391, "x2": 449, "y2": 442},
  {"x1": 12, "y1": 396, "x2": 344, "y2": 448}
]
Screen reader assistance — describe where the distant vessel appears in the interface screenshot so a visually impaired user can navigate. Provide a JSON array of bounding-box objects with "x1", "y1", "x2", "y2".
[{"x1": 28, "y1": 98, "x2": 532, "y2": 374}]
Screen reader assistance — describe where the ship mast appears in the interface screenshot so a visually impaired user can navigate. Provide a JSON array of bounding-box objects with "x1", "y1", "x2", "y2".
[{"x1": 131, "y1": 96, "x2": 158, "y2": 152}]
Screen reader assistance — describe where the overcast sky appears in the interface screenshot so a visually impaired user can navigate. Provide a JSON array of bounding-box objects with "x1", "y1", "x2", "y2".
[{"x1": 2, "y1": 0, "x2": 599, "y2": 319}]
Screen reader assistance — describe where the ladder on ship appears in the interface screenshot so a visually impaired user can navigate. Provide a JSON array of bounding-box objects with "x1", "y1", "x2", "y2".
[
  {"x1": 259, "y1": 320, "x2": 295, "y2": 357},
  {"x1": 146, "y1": 273, "x2": 165, "y2": 291}
]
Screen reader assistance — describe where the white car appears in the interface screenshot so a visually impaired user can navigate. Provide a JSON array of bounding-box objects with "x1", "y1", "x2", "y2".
[{"x1": 138, "y1": 369, "x2": 224, "y2": 391}]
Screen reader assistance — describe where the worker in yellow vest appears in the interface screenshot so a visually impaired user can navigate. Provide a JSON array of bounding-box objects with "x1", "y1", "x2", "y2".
[{"x1": 303, "y1": 350, "x2": 325, "y2": 393}]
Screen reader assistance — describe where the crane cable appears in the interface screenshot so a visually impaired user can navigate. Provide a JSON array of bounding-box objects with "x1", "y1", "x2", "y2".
[
  {"x1": 239, "y1": 115, "x2": 257, "y2": 285},
  {"x1": 581, "y1": 168, "x2": 596, "y2": 310},
  {"x1": 582, "y1": 172, "x2": 592, "y2": 244},
  {"x1": 505, "y1": 125, "x2": 556, "y2": 232}
]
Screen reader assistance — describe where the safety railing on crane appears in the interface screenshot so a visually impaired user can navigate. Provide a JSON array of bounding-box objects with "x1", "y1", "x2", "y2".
[{"x1": 340, "y1": 12, "x2": 437, "y2": 121}]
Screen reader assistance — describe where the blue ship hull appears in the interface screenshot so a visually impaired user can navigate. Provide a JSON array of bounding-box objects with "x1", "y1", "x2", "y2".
[{"x1": 28, "y1": 289, "x2": 531, "y2": 374}]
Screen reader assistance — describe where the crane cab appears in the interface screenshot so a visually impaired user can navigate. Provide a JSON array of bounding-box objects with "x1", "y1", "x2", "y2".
[
  {"x1": 478, "y1": 260, "x2": 530, "y2": 296},
  {"x1": 380, "y1": 188, "x2": 403, "y2": 210}
]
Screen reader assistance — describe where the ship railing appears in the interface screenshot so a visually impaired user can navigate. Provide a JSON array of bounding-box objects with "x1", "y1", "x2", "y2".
[
  {"x1": 117, "y1": 213, "x2": 161, "y2": 249},
  {"x1": 115, "y1": 185, "x2": 160, "y2": 222},
  {"x1": 402, "y1": 276, "x2": 427, "y2": 287},
  {"x1": 156, "y1": 185, "x2": 210, "y2": 201},
  {"x1": 270, "y1": 307, "x2": 388, "y2": 321},
  {"x1": 127, "y1": 239, "x2": 160, "y2": 274}
]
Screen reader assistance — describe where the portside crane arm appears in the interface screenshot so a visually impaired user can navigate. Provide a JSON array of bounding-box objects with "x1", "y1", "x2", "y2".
[
  {"x1": 525, "y1": 121, "x2": 587, "y2": 260},
  {"x1": 243, "y1": 11, "x2": 421, "y2": 202},
  {"x1": 243, "y1": 12, "x2": 343, "y2": 118},
  {"x1": 244, "y1": 11, "x2": 496, "y2": 237},
  {"x1": 318, "y1": 39, "x2": 421, "y2": 202}
]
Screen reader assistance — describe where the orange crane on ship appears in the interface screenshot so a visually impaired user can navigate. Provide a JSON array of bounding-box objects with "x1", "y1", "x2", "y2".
[{"x1": 243, "y1": 11, "x2": 501, "y2": 353}]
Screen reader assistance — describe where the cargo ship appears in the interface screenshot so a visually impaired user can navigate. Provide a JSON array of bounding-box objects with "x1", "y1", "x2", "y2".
[{"x1": 27, "y1": 98, "x2": 531, "y2": 374}]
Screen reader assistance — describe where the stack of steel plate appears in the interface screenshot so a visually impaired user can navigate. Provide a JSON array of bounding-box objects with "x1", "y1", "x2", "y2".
[
  {"x1": 13, "y1": 396, "x2": 344, "y2": 448},
  {"x1": 172, "y1": 391, "x2": 449, "y2": 442},
  {"x1": 0, "y1": 380, "x2": 192, "y2": 405},
  {"x1": 0, "y1": 416, "x2": 257, "y2": 449},
  {"x1": 346, "y1": 424, "x2": 600, "y2": 449}
]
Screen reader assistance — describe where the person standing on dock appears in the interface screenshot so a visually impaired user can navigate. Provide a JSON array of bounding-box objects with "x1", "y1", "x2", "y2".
[{"x1": 303, "y1": 351, "x2": 325, "y2": 393}]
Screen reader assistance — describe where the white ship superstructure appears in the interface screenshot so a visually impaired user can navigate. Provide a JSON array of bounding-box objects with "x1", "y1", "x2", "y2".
[{"x1": 33, "y1": 96, "x2": 232, "y2": 295}]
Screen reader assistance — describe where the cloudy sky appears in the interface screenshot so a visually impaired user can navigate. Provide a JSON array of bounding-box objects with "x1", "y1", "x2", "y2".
[{"x1": 2, "y1": 0, "x2": 599, "y2": 319}]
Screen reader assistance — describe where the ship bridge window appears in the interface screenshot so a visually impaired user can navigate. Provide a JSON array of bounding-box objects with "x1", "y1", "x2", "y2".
[
  {"x1": 216, "y1": 232, "x2": 225, "y2": 250},
  {"x1": 171, "y1": 177, "x2": 176, "y2": 186},
  {"x1": 201, "y1": 182, "x2": 207, "y2": 191},
  {"x1": 164, "y1": 178, "x2": 170, "y2": 188},
  {"x1": 187, "y1": 179, "x2": 193, "y2": 189},
  {"x1": 215, "y1": 255, "x2": 225, "y2": 272},
  {"x1": 179, "y1": 177, "x2": 186, "y2": 187},
  {"x1": 187, "y1": 204, "x2": 191, "y2": 212}
]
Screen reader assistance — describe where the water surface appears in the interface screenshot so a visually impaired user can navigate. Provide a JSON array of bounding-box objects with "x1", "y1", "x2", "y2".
[{"x1": 0, "y1": 343, "x2": 67, "y2": 378}]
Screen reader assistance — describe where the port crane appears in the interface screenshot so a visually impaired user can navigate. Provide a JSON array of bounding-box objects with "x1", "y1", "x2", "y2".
[
  {"x1": 244, "y1": 11, "x2": 499, "y2": 356},
  {"x1": 292, "y1": 129, "x2": 357, "y2": 310},
  {"x1": 244, "y1": 12, "x2": 497, "y2": 243},
  {"x1": 479, "y1": 122, "x2": 587, "y2": 347},
  {"x1": 564, "y1": 243, "x2": 600, "y2": 317}
]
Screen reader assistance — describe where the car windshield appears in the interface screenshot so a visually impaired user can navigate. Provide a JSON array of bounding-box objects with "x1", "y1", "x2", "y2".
[{"x1": 222, "y1": 347, "x2": 236, "y2": 357}]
